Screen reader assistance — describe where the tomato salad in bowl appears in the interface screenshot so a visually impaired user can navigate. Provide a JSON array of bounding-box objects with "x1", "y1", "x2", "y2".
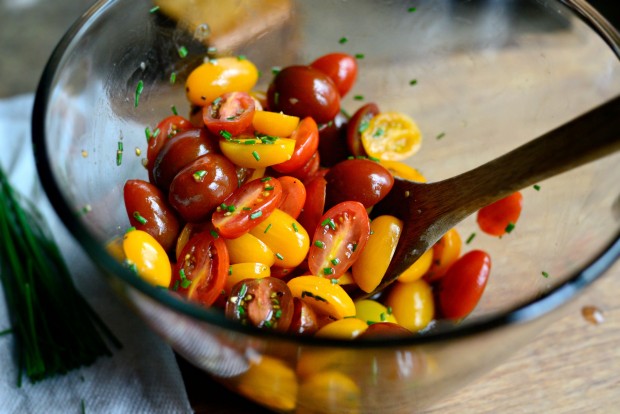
[{"x1": 117, "y1": 52, "x2": 523, "y2": 339}]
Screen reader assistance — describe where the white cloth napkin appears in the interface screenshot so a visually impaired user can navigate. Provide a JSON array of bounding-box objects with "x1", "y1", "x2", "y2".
[{"x1": 0, "y1": 94, "x2": 193, "y2": 413}]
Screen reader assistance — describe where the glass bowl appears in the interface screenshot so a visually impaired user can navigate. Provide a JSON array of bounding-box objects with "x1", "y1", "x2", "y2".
[{"x1": 32, "y1": 0, "x2": 620, "y2": 412}]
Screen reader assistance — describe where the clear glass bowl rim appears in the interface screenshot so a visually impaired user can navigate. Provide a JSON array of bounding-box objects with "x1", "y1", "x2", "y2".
[{"x1": 31, "y1": 0, "x2": 620, "y2": 348}]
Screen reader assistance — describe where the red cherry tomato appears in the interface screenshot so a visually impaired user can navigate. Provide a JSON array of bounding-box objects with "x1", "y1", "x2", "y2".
[
  {"x1": 310, "y1": 53, "x2": 358, "y2": 97},
  {"x1": 123, "y1": 179, "x2": 181, "y2": 253},
  {"x1": 147, "y1": 115, "x2": 193, "y2": 170},
  {"x1": 288, "y1": 150, "x2": 321, "y2": 183},
  {"x1": 288, "y1": 297, "x2": 320, "y2": 336},
  {"x1": 325, "y1": 158, "x2": 394, "y2": 208},
  {"x1": 212, "y1": 177, "x2": 283, "y2": 239},
  {"x1": 225, "y1": 277, "x2": 294, "y2": 332},
  {"x1": 476, "y1": 192, "x2": 523, "y2": 236},
  {"x1": 272, "y1": 117, "x2": 319, "y2": 174},
  {"x1": 267, "y1": 65, "x2": 340, "y2": 124},
  {"x1": 438, "y1": 250, "x2": 491, "y2": 320},
  {"x1": 318, "y1": 112, "x2": 349, "y2": 167},
  {"x1": 346, "y1": 103, "x2": 379, "y2": 157},
  {"x1": 152, "y1": 128, "x2": 219, "y2": 190},
  {"x1": 297, "y1": 175, "x2": 327, "y2": 238},
  {"x1": 308, "y1": 201, "x2": 370, "y2": 278},
  {"x1": 202, "y1": 91, "x2": 256, "y2": 137},
  {"x1": 171, "y1": 232, "x2": 229, "y2": 307},
  {"x1": 277, "y1": 176, "x2": 306, "y2": 219}
]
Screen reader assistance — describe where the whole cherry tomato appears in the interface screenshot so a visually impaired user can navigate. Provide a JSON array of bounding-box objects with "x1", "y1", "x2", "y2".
[
  {"x1": 152, "y1": 128, "x2": 219, "y2": 190},
  {"x1": 308, "y1": 201, "x2": 370, "y2": 279},
  {"x1": 272, "y1": 117, "x2": 319, "y2": 174},
  {"x1": 277, "y1": 176, "x2": 307, "y2": 219},
  {"x1": 318, "y1": 112, "x2": 349, "y2": 167},
  {"x1": 212, "y1": 177, "x2": 283, "y2": 239},
  {"x1": 325, "y1": 158, "x2": 394, "y2": 208},
  {"x1": 476, "y1": 192, "x2": 523, "y2": 236},
  {"x1": 202, "y1": 91, "x2": 255, "y2": 137},
  {"x1": 123, "y1": 179, "x2": 181, "y2": 253},
  {"x1": 310, "y1": 53, "x2": 358, "y2": 97},
  {"x1": 168, "y1": 153, "x2": 238, "y2": 222},
  {"x1": 147, "y1": 115, "x2": 193, "y2": 174},
  {"x1": 225, "y1": 277, "x2": 294, "y2": 332},
  {"x1": 346, "y1": 103, "x2": 379, "y2": 157},
  {"x1": 297, "y1": 175, "x2": 327, "y2": 237},
  {"x1": 171, "y1": 232, "x2": 229, "y2": 307},
  {"x1": 438, "y1": 250, "x2": 491, "y2": 320},
  {"x1": 267, "y1": 65, "x2": 340, "y2": 124}
]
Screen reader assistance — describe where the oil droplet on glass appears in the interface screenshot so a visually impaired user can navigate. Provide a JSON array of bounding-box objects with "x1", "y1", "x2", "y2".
[
  {"x1": 581, "y1": 305, "x2": 604, "y2": 325},
  {"x1": 81, "y1": 150, "x2": 88, "y2": 158},
  {"x1": 194, "y1": 23, "x2": 211, "y2": 41}
]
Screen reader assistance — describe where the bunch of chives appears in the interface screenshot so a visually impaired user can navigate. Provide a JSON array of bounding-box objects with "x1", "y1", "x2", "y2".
[{"x1": 0, "y1": 166, "x2": 121, "y2": 384}]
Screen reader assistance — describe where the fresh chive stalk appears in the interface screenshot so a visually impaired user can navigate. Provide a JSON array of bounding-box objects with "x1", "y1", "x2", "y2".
[{"x1": 0, "y1": 166, "x2": 121, "y2": 384}]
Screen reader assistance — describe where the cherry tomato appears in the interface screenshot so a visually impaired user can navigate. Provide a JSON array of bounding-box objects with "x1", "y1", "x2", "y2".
[
  {"x1": 476, "y1": 191, "x2": 523, "y2": 236},
  {"x1": 219, "y1": 137, "x2": 296, "y2": 168},
  {"x1": 346, "y1": 103, "x2": 379, "y2": 157},
  {"x1": 385, "y1": 278, "x2": 434, "y2": 332},
  {"x1": 175, "y1": 222, "x2": 212, "y2": 260},
  {"x1": 297, "y1": 175, "x2": 326, "y2": 237},
  {"x1": 212, "y1": 177, "x2": 283, "y2": 239},
  {"x1": 315, "y1": 318, "x2": 368, "y2": 340},
  {"x1": 152, "y1": 128, "x2": 219, "y2": 190},
  {"x1": 357, "y1": 322, "x2": 412, "y2": 339},
  {"x1": 288, "y1": 297, "x2": 320, "y2": 336},
  {"x1": 289, "y1": 150, "x2": 321, "y2": 183},
  {"x1": 277, "y1": 176, "x2": 306, "y2": 219},
  {"x1": 361, "y1": 112, "x2": 422, "y2": 161},
  {"x1": 203, "y1": 91, "x2": 255, "y2": 136},
  {"x1": 225, "y1": 263, "x2": 271, "y2": 295},
  {"x1": 318, "y1": 112, "x2": 349, "y2": 167},
  {"x1": 424, "y1": 228, "x2": 462, "y2": 282},
  {"x1": 272, "y1": 117, "x2": 319, "y2": 174},
  {"x1": 223, "y1": 232, "x2": 275, "y2": 267},
  {"x1": 185, "y1": 57, "x2": 259, "y2": 106},
  {"x1": 438, "y1": 250, "x2": 491, "y2": 320},
  {"x1": 287, "y1": 275, "x2": 355, "y2": 320},
  {"x1": 308, "y1": 201, "x2": 370, "y2": 278},
  {"x1": 122, "y1": 228, "x2": 171, "y2": 287},
  {"x1": 325, "y1": 158, "x2": 394, "y2": 208},
  {"x1": 354, "y1": 299, "x2": 397, "y2": 325},
  {"x1": 171, "y1": 232, "x2": 229, "y2": 307},
  {"x1": 310, "y1": 53, "x2": 358, "y2": 97},
  {"x1": 147, "y1": 115, "x2": 193, "y2": 174},
  {"x1": 297, "y1": 371, "x2": 360, "y2": 413},
  {"x1": 168, "y1": 153, "x2": 238, "y2": 222},
  {"x1": 123, "y1": 179, "x2": 181, "y2": 253},
  {"x1": 267, "y1": 65, "x2": 340, "y2": 124},
  {"x1": 225, "y1": 277, "x2": 294, "y2": 332},
  {"x1": 252, "y1": 110, "x2": 299, "y2": 137}
]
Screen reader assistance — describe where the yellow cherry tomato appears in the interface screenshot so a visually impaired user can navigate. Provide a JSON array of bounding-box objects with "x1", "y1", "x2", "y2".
[
  {"x1": 398, "y1": 248, "x2": 434, "y2": 283},
  {"x1": 424, "y1": 228, "x2": 462, "y2": 282},
  {"x1": 351, "y1": 215, "x2": 403, "y2": 293},
  {"x1": 354, "y1": 300, "x2": 398, "y2": 324},
  {"x1": 219, "y1": 137, "x2": 296, "y2": 168},
  {"x1": 287, "y1": 275, "x2": 355, "y2": 320},
  {"x1": 122, "y1": 229, "x2": 171, "y2": 287},
  {"x1": 224, "y1": 232, "x2": 275, "y2": 266},
  {"x1": 297, "y1": 371, "x2": 361, "y2": 414},
  {"x1": 361, "y1": 112, "x2": 422, "y2": 161},
  {"x1": 252, "y1": 110, "x2": 300, "y2": 137},
  {"x1": 385, "y1": 278, "x2": 434, "y2": 332},
  {"x1": 315, "y1": 318, "x2": 368, "y2": 340},
  {"x1": 185, "y1": 57, "x2": 259, "y2": 106},
  {"x1": 236, "y1": 355, "x2": 297, "y2": 412},
  {"x1": 250, "y1": 209, "x2": 309, "y2": 268},
  {"x1": 336, "y1": 271, "x2": 355, "y2": 286},
  {"x1": 380, "y1": 160, "x2": 426, "y2": 182},
  {"x1": 225, "y1": 263, "x2": 270, "y2": 294}
]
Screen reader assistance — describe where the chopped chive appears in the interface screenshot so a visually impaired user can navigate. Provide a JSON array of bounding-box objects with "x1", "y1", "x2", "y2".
[
  {"x1": 250, "y1": 210, "x2": 263, "y2": 219},
  {"x1": 171, "y1": 105, "x2": 178, "y2": 115},
  {"x1": 252, "y1": 151, "x2": 261, "y2": 161},
  {"x1": 321, "y1": 218, "x2": 337, "y2": 230},
  {"x1": 178, "y1": 46, "x2": 188, "y2": 58},
  {"x1": 152, "y1": 127, "x2": 160, "y2": 138},
  {"x1": 181, "y1": 279, "x2": 192, "y2": 289},
  {"x1": 132, "y1": 211, "x2": 147, "y2": 225},
  {"x1": 331, "y1": 258, "x2": 340, "y2": 266},
  {"x1": 134, "y1": 80, "x2": 144, "y2": 108},
  {"x1": 126, "y1": 226, "x2": 136, "y2": 233},
  {"x1": 242, "y1": 207, "x2": 252, "y2": 211},
  {"x1": 170, "y1": 72, "x2": 177, "y2": 84},
  {"x1": 373, "y1": 128, "x2": 384, "y2": 138},
  {"x1": 271, "y1": 66, "x2": 281, "y2": 75},
  {"x1": 260, "y1": 177, "x2": 272, "y2": 182},
  {"x1": 323, "y1": 267, "x2": 334, "y2": 276},
  {"x1": 149, "y1": 5, "x2": 160, "y2": 13},
  {"x1": 542, "y1": 271, "x2": 550, "y2": 278},
  {"x1": 352, "y1": 243, "x2": 358, "y2": 252},
  {"x1": 172, "y1": 280, "x2": 180, "y2": 291},
  {"x1": 275, "y1": 253, "x2": 284, "y2": 260},
  {"x1": 331, "y1": 278, "x2": 338, "y2": 285},
  {"x1": 116, "y1": 141, "x2": 123, "y2": 166},
  {"x1": 192, "y1": 170, "x2": 207, "y2": 182},
  {"x1": 264, "y1": 223, "x2": 272, "y2": 233},
  {"x1": 505, "y1": 222, "x2": 516, "y2": 233},
  {"x1": 409, "y1": 79, "x2": 418, "y2": 86},
  {"x1": 0, "y1": 328, "x2": 12, "y2": 336},
  {"x1": 292, "y1": 223, "x2": 299, "y2": 232},
  {"x1": 243, "y1": 139, "x2": 256, "y2": 145},
  {"x1": 355, "y1": 53, "x2": 365, "y2": 59},
  {"x1": 358, "y1": 119, "x2": 370, "y2": 134},
  {"x1": 466, "y1": 232, "x2": 476, "y2": 244},
  {"x1": 436, "y1": 132, "x2": 446, "y2": 140},
  {"x1": 408, "y1": 7, "x2": 417, "y2": 12},
  {"x1": 210, "y1": 230, "x2": 219, "y2": 239},
  {"x1": 228, "y1": 266, "x2": 233, "y2": 276},
  {"x1": 275, "y1": 309, "x2": 282, "y2": 319},
  {"x1": 380, "y1": 312, "x2": 387, "y2": 321},
  {"x1": 219, "y1": 130, "x2": 232, "y2": 140},
  {"x1": 179, "y1": 268, "x2": 187, "y2": 280},
  {"x1": 367, "y1": 321, "x2": 377, "y2": 326},
  {"x1": 145, "y1": 127, "x2": 152, "y2": 142},
  {"x1": 237, "y1": 55, "x2": 247, "y2": 60},
  {"x1": 239, "y1": 283, "x2": 248, "y2": 298},
  {"x1": 533, "y1": 184, "x2": 541, "y2": 191},
  {"x1": 314, "y1": 240, "x2": 326, "y2": 249},
  {"x1": 339, "y1": 36, "x2": 348, "y2": 44},
  {"x1": 227, "y1": 205, "x2": 236, "y2": 212},
  {"x1": 354, "y1": 95, "x2": 364, "y2": 101},
  {"x1": 81, "y1": 399, "x2": 86, "y2": 414},
  {"x1": 387, "y1": 306, "x2": 393, "y2": 315},
  {"x1": 368, "y1": 156, "x2": 381, "y2": 162}
]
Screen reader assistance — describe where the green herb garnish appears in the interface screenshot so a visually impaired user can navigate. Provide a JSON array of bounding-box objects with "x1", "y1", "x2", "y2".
[
  {"x1": 134, "y1": 80, "x2": 144, "y2": 108},
  {"x1": 466, "y1": 232, "x2": 476, "y2": 244},
  {"x1": 132, "y1": 211, "x2": 147, "y2": 225},
  {"x1": 178, "y1": 46, "x2": 188, "y2": 58}
]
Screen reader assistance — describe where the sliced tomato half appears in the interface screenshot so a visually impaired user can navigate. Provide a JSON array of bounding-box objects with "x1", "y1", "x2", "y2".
[
  {"x1": 272, "y1": 117, "x2": 319, "y2": 173},
  {"x1": 203, "y1": 91, "x2": 255, "y2": 136},
  {"x1": 308, "y1": 201, "x2": 370, "y2": 278},
  {"x1": 212, "y1": 177, "x2": 283, "y2": 239}
]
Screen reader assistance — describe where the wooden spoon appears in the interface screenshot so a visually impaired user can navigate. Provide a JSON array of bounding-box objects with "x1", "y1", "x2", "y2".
[{"x1": 362, "y1": 95, "x2": 620, "y2": 298}]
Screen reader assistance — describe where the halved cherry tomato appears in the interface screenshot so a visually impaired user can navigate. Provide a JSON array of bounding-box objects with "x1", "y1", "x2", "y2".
[
  {"x1": 171, "y1": 232, "x2": 229, "y2": 307},
  {"x1": 252, "y1": 110, "x2": 300, "y2": 137},
  {"x1": 424, "y1": 228, "x2": 462, "y2": 282},
  {"x1": 361, "y1": 112, "x2": 422, "y2": 161},
  {"x1": 325, "y1": 158, "x2": 394, "y2": 208},
  {"x1": 308, "y1": 201, "x2": 370, "y2": 278},
  {"x1": 147, "y1": 115, "x2": 193, "y2": 174},
  {"x1": 438, "y1": 250, "x2": 491, "y2": 320},
  {"x1": 288, "y1": 297, "x2": 320, "y2": 336},
  {"x1": 289, "y1": 150, "x2": 321, "y2": 183},
  {"x1": 277, "y1": 176, "x2": 306, "y2": 219},
  {"x1": 123, "y1": 179, "x2": 181, "y2": 253},
  {"x1": 346, "y1": 103, "x2": 379, "y2": 157},
  {"x1": 272, "y1": 117, "x2": 319, "y2": 173},
  {"x1": 225, "y1": 277, "x2": 294, "y2": 332},
  {"x1": 175, "y1": 222, "x2": 213, "y2": 260},
  {"x1": 203, "y1": 91, "x2": 255, "y2": 136},
  {"x1": 477, "y1": 191, "x2": 523, "y2": 236},
  {"x1": 219, "y1": 137, "x2": 296, "y2": 168},
  {"x1": 297, "y1": 175, "x2": 326, "y2": 238},
  {"x1": 310, "y1": 53, "x2": 358, "y2": 97},
  {"x1": 380, "y1": 160, "x2": 426, "y2": 182},
  {"x1": 212, "y1": 177, "x2": 283, "y2": 239}
]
